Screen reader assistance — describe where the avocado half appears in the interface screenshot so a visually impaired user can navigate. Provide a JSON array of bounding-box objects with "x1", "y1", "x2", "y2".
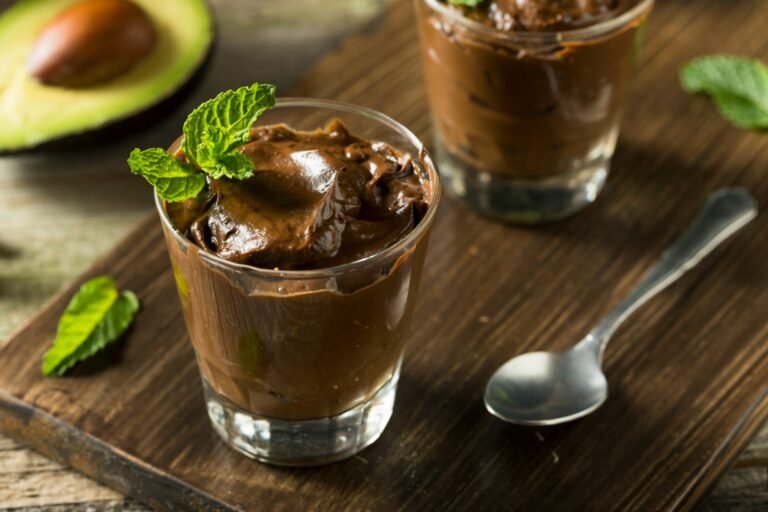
[{"x1": 0, "y1": 0, "x2": 213, "y2": 152}]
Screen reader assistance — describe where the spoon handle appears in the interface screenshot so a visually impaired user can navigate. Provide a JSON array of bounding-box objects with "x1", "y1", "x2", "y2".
[{"x1": 588, "y1": 188, "x2": 757, "y2": 350}]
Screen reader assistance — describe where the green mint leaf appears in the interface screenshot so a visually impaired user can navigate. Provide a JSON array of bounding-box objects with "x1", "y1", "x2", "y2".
[
  {"x1": 713, "y1": 91, "x2": 768, "y2": 130},
  {"x1": 681, "y1": 55, "x2": 768, "y2": 130},
  {"x1": 447, "y1": 0, "x2": 484, "y2": 6},
  {"x1": 127, "y1": 148, "x2": 206, "y2": 202},
  {"x1": 42, "y1": 277, "x2": 140, "y2": 377},
  {"x1": 182, "y1": 83, "x2": 277, "y2": 179},
  {"x1": 129, "y1": 83, "x2": 277, "y2": 198},
  {"x1": 193, "y1": 132, "x2": 256, "y2": 180}
]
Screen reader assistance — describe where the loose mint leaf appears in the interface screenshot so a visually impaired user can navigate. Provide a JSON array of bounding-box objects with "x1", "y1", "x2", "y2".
[
  {"x1": 681, "y1": 55, "x2": 768, "y2": 130},
  {"x1": 127, "y1": 148, "x2": 206, "y2": 202},
  {"x1": 712, "y1": 91, "x2": 768, "y2": 130},
  {"x1": 182, "y1": 83, "x2": 277, "y2": 179},
  {"x1": 447, "y1": 0, "x2": 484, "y2": 6},
  {"x1": 42, "y1": 277, "x2": 140, "y2": 377}
]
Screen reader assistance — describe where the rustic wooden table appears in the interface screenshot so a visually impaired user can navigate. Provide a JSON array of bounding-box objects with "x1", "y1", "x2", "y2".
[{"x1": 0, "y1": 0, "x2": 765, "y2": 510}]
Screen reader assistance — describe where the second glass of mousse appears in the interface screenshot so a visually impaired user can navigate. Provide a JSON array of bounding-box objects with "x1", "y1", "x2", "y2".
[
  {"x1": 158, "y1": 99, "x2": 440, "y2": 466},
  {"x1": 415, "y1": 0, "x2": 653, "y2": 223}
]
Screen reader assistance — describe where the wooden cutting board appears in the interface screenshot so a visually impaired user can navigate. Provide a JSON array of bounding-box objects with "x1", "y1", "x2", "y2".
[{"x1": 2, "y1": 0, "x2": 768, "y2": 510}]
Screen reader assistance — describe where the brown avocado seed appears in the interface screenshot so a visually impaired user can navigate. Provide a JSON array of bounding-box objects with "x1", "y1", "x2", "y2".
[{"x1": 27, "y1": 0, "x2": 156, "y2": 88}]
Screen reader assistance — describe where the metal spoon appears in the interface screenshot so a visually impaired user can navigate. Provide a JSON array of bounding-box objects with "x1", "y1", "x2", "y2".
[{"x1": 484, "y1": 188, "x2": 758, "y2": 426}]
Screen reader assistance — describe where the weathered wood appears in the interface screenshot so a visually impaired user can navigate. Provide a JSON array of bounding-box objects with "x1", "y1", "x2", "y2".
[
  {"x1": 2, "y1": 0, "x2": 768, "y2": 510},
  {"x1": 698, "y1": 426, "x2": 768, "y2": 511},
  {"x1": 698, "y1": 467, "x2": 768, "y2": 512},
  {"x1": 737, "y1": 428, "x2": 768, "y2": 466}
]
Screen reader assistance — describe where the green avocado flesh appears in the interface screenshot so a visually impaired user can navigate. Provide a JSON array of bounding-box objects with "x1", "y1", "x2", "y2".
[{"x1": 0, "y1": 0, "x2": 212, "y2": 151}]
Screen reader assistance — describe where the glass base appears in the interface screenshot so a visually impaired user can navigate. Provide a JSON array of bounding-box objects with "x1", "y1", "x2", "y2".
[
  {"x1": 202, "y1": 367, "x2": 399, "y2": 466},
  {"x1": 435, "y1": 143, "x2": 609, "y2": 224}
]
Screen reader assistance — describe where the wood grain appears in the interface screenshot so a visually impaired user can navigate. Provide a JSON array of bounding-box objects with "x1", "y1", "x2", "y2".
[{"x1": 2, "y1": 0, "x2": 768, "y2": 510}]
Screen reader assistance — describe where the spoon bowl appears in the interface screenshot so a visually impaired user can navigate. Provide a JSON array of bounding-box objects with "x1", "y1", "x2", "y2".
[{"x1": 485, "y1": 338, "x2": 608, "y2": 425}]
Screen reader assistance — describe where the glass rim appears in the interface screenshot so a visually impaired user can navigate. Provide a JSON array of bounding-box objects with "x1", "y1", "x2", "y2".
[
  {"x1": 155, "y1": 97, "x2": 442, "y2": 279},
  {"x1": 421, "y1": 0, "x2": 654, "y2": 43}
]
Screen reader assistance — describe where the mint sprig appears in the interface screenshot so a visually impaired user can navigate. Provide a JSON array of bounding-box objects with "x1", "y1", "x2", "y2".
[
  {"x1": 681, "y1": 55, "x2": 768, "y2": 130},
  {"x1": 43, "y1": 276, "x2": 140, "y2": 377},
  {"x1": 128, "y1": 83, "x2": 277, "y2": 201},
  {"x1": 183, "y1": 83, "x2": 276, "y2": 179}
]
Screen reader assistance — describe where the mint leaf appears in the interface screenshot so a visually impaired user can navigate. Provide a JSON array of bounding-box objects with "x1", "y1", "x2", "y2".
[
  {"x1": 127, "y1": 148, "x2": 206, "y2": 202},
  {"x1": 182, "y1": 83, "x2": 277, "y2": 179},
  {"x1": 713, "y1": 91, "x2": 768, "y2": 129},
  {"x1": 42, "y1": 276, "x2": 140, "y2": 376},
  {"x1": 681, "y1": 55, "x2": 768, "y2": 130},
  {"x1": 447, "y1": 0, "x2": 484, "y2": 6},
  {"x1": 129, "y1": 83, "x2": 277, "y2": 197}
]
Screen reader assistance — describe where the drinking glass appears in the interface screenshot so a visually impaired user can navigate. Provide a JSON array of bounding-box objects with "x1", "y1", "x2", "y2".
[
  {"x1": 415, "y1": 0, "x2": 653, "y2": 222},
  {"x1": 156, "y1": 98, "x2": 441, "y2": 465}
]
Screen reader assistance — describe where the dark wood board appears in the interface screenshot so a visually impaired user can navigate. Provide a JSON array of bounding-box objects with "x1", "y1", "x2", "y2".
[{"x1": 2, "y1": 0, "x2": 768, "y2": 510}]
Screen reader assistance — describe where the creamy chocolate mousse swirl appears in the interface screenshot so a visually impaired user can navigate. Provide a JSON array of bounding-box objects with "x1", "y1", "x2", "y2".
[{"x1": 167, "y1": 120, "x2": 430, "y2": 270}]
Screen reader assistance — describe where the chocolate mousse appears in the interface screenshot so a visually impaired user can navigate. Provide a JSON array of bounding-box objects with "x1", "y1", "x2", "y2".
[
  {"x1": 415, "y1": 0, "x2": 652, "y2": 198},
  {"x1": 161, "y1": 119, "x2": 435, "y2": 420},
  {"x1": 167, "y1": 120, "x2": 430, "y2": 270},
  {"x1": 460, "y1": 0, "x2": 639, "y2": 31}
]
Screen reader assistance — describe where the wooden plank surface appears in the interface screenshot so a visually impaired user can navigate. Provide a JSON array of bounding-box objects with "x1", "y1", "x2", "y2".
[{"x1": 2, "y1": 0, "x2": 768, "y2": 510}]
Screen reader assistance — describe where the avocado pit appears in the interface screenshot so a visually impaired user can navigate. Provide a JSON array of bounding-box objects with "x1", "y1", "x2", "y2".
[{"x1": 27, "y1": 0, "x2": 156, "y2": 88}]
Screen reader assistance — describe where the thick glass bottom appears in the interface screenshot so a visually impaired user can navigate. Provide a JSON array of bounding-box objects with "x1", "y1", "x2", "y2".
[
  {"x1": 202, "y1": 366, "x2": 400, "y2": 466},
  {"x1": 435, "y1": 140, "x2": 610, "y2": 224}
]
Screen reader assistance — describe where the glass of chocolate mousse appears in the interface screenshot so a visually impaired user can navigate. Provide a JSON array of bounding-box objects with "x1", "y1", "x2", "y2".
[
  {"x1": 415, "y1": 0, "x2": 653, "y2": 222},
  {"x1": 156, "y1": 99, "x2": 440, "y2": 466}
]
